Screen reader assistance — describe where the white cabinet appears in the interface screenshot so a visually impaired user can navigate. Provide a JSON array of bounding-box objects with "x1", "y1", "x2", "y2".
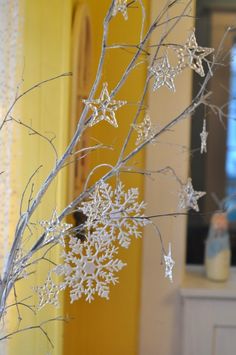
[{"x1": 181, "y1": 269, "x2": 236, "y2": 355}]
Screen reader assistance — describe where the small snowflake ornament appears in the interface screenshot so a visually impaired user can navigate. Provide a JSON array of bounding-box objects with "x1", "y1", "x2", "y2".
[
  {"x1": 55, "y1": 235, "x2": 126, "y2": 303},
  {"x1": 40, "y1": 211, "x2": 72, "y2": 245},
  {"x1": 112, "y1": 0, "x2": 128, "y2": 20},
  {"x1": 173, "y1": 30, "x2": 214, "y2": 77},
  {"x1": 200, "y1": 119, "x2": 208, "y2": 154},
  {"x1": 179, "y1": 177, "x2": 206, "y2": 212},
  {"x1": 34, "y1": 273, "x2": 63, "y2": 309},
  {"x1": 149, "y1": 55, "x2": 178, "y2": 92},
  {"x1": 164, "y1": 243, "x2": 175, "y2": 282},
  {"x1": 132, "y1": 114, "x2": 157, "y2": 145},
  {"x1": 83, "y1": 83, "x2": 127, "y2": 127}
]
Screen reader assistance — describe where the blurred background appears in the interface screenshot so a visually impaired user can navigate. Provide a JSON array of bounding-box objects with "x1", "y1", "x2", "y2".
[{"x1": 1, "y1": 0, "x2": 236, "y2": 354}]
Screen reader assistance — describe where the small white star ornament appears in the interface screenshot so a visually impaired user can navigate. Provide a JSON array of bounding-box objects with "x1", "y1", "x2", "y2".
[
  {"x1": 112, "y1": 0, "x2": 128, "y2": 20},
  {"x1": 133, "y1": 114, "x2": 156, "y2": 145},
  {"x1": 164, "y1": 243, "x2": 175, "y2": 282},
  {"x1": 83, "y1": 83, "x2": 127, "y2": 127},
  {"x1": 200, "y1": 119, "x2": 208, "y2": 154},
  {"x1": 179, "y1": 178, "x2": 206, "y2": 212},
  {"x1": 174, "y1": 30, "x2": 214, "y2": 77},
  {"x1": 149, "y1": 55, "x2": 178, "y2": 92}
]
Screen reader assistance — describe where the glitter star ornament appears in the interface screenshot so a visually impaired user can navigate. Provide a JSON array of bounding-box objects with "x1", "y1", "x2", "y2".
[
  {"x1": 112, "y1": 0, "x2": 128, "y2": 20},
  {"x1": 83, "y1": 83, "x2": 127, "y2": 127},
  {"x1": 200, "y1": 119, "x2": 208, "y2": 154},
  {"x1": 164, "y1": 243, "x2": 175, "y2": 282},
  {"x1": 173, "y1": 30, "x2": 214, "y2": 77},
  {"x1": 179, "y1": 177, "x2": 206, "y2": 212},
  {"x1": 34, "y1": 273, "x2": 63, "y2": 309},
  {"x1": 149, "y1": 55, "x2": 178, "y2": 92},
  {"x1": 133, "y1": 114, "x2": 156, "y2": 145},
  {"x1": 40, "y1": 211, "x2": 72, "y2": 245}
]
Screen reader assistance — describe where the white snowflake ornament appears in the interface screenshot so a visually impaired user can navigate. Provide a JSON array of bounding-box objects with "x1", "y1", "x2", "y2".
[
  {"x1": 40, "y1": 211, "x2": 72, "y2": 245},
  {"x1": 179, "y1": 177, "x2": 206, "y2": 212},
  {"x1": 173, "y1": 30, "x2": 214, "y2": 77},
  {"x1": 132, "y1": 114, "x2": 157, "y2": 145},
  {"x1": 55, "y1": 235, "x2": 126, "y2": 303},
  {"x1": 112, "y1": 0, "x2": 128, "y2": 20},
  {"x1": 79, "y1": 181, "x2": 149, "y2": 248},
  {"x1": 83, "y1": 83, "x2": 127, "y2": 127},
  {"x1": 164, "y1": 243, "x2": 175, "y2": 282},
  {"x1": 149, "y1": 55, "x2": 178, "y2": 92},
  {"x1": 200, "y1": 119, "x2": 208, "y2": 154}
]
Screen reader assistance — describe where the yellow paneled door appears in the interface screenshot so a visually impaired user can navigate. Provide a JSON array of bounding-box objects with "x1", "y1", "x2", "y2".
[{"x1": 9, "y1": 1, "x2": 149, "y2": 355}]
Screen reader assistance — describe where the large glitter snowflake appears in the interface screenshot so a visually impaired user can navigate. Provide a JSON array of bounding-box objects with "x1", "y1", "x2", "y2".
[
  {"x1": 178, "y1": 177, "x2": 206, "y2": 212},
  {"x1": 149, "y1": 55, "x2": 178, "y2": 92},
  {"x1": 39, "y1": 211, "x2": 72, "y2": 245},
  {"x1": 83, "y1": 83, "x2": 127, "y2": 127},
  {"x1": 172, "y1": 30, "x2": 214, "y2": 77},
  {"x1": 55, "y1": 235, "x2": 126, "y2": 303},
  {"x1": 112, "y1": 0, "x2": 128, "y2": 20},
  {"x1": 132, "y1": 114, "x2": 157, "y2": 145},
  {"x1": 79, "y1": 181, "x2": 149, "y2": 248}
]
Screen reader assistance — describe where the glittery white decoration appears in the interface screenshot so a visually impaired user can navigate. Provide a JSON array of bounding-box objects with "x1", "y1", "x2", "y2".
[
  {"x1": 83, "y1": 83, "x2": 127, "y2": 127},
  {"x1": 34, "y1": 273, "x2": 64, "y2": 309},
  {"x1": 173, "y1": 30, "x2": 214, "y2": 77},
  {"x1": 79, "y1": 181, "x2": 148, "y2": 249},
  {"x1": 112, "y1": 0, "x2": 128, "y2": 20},
  {"x1": 179, "y1": 177, "x2": 206, "y2": 212},
  {"x1": 39, "y1": 211, "x2": 72, "y2": 245},
  {"x1": 164, "y1": 243, "x2": 175, "y2": 282},
  {"x1": 149, "y1": 55, "x2": 178, "y2": 92},
  {"x1": 133, "y1": 114, "x2": 157, "y2": 145},
  {"x1": 54, "y1": 235, "x2": 126, "y2": 303},
  {"x1": 200, "y1": 119, "x2": 208, "y2": 154}
]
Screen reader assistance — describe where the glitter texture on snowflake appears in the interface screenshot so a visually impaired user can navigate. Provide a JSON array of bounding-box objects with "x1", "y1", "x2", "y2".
[
  {"x1": 83, "y1": 83, "x2": 127, "y2": 127},
  {"x1": 40, "y1": 211, "x2": 72, "y2": 245},
  {"x1": 149, "y1": 55, "x2": 178, "y2": 92},
  {"x1": 178, "y1": 177, "x2": 206, "y2": 212},
  {"x1": 112, "y1": 0, "x2": 128, "y2": 20},
  {"x1": 55, "y1": 235, "x2": 126, "y2": 303},
  {"x1": 200, "y1": 119, "x2": 208, "y2": 154},
  {"x1": 34, "y1": 273, "x2": 63, "y2": 309},
  {"x1": 172, "y1": 30, "x2": 214, "y2": 77},
  {"x1": 79, "y1": 181, "x2": 149, "y2": 249},
  {"x1": 132, "y1": 114, "x2": 157, "y2": 145},
  {"x1": 164, "y1": 243, "x2": 175, "y2": 282}
]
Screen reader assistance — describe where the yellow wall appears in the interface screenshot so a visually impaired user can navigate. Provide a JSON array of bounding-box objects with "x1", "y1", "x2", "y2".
[
  {"x1": 8, "y1": 1, "x2": 149, "y2": 355},
  {"x1": 64, "y1": 1, "x2": 149, "y2": 355}
]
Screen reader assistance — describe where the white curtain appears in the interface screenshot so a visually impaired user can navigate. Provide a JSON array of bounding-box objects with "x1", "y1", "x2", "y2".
[{"x1": 0, "y1": 1, "x2": 21, "y2": 351}]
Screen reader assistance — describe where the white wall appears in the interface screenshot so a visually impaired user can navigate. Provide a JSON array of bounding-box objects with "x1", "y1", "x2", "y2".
[{"x1": 139, "y1": 1, "x2": 195, "y2": 354}]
